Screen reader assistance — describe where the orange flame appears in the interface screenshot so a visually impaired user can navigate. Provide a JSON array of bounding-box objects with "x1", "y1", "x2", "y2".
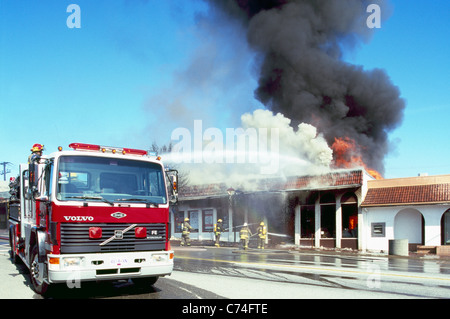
[{"x1": 331, "y1": 137, "x2": 383, "y2": 180}]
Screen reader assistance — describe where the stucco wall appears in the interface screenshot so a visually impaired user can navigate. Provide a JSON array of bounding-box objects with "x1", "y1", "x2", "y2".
[{"x1": 363, "y1": 204, "x2": 450, "y2": 252}]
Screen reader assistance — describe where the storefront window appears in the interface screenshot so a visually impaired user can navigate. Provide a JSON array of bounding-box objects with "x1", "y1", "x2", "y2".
[
  {"x1": 342, "y1": 209, "x2": 358, "y2": 238},
  {"x1": 174, "y1": 211, "x2": 184, "y2": 233},
  {"x1": 217, "y1": 208, "x2": 228, "y2": 230},
  {"x1": 320, "y1": 193, "x2": 335, "y2": 238},
  {"x1": 203, "y1": 209, "x2": 214, "y2": 232},
  {"x1": 301, "y1": 205, "x2": 315, "y2": 238},
  {"x1": 342, "y1": 193, "x2": 358, "y2": 238},
  {"x1": 188, "y1": 210, "x2": 199, "y2": 232}
]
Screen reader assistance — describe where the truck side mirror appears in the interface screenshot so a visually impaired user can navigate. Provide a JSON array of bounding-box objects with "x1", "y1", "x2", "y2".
[
  {"x1": 28, "y1": 159, "x2": 41, "y2": 196},
  {"x1": 165, "y1": 169, "x2": 178, "y2": 204},
  {"x1": 29, "y1": 163, "x2": 38, "y2": 192}
]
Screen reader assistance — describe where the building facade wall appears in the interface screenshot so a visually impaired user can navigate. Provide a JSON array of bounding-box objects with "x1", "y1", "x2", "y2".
[
  {"x1": 362, "y1": 204, "x2": 450, "y2": 252},
  {"x1": 171, "y1": 200, "x2": 450, "y2": 252},
  {"x1": 170, "y1": 204, "x2": 229, "y2": 242},
  {"x1": 171, "y1": 171, "x2": 450, "y2": 253}
]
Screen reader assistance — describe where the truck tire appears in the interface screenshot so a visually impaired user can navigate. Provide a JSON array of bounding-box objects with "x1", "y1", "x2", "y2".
[
  {"x1": 30, "y1": 245, "x2": 50, "y2": 295},
  {"x1": 9, "y1": 230, "x2": 19, "y2": 264}
]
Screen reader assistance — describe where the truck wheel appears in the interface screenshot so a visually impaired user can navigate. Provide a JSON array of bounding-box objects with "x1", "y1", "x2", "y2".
[
  {"x1": 30, "y1": 246, "x2": 50, "y2": 295},
  {"x1": 132, "y1": 276, "x2": 158, "y2": 287},
  {"x1": 9, "y1": 231, "x2": 19, "y2": 264}
]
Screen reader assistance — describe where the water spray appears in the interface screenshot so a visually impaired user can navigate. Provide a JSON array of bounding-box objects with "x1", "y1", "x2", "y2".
[{"x1": 267, "y1": 232, "x2": 291, "y2": 238}]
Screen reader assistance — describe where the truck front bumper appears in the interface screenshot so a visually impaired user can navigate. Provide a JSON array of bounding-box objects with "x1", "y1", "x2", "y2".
[{"x1": 47, "y1": 251, "x2": 174, "y2": 283}]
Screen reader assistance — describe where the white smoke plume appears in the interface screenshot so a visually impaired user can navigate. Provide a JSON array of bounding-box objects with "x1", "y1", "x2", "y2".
[
  {"x1": 241, "y1": 109, "x2": 332, "y2": 169},
  {"x1": 164, "y1": 108, "x2": 332, "y2": 187}
]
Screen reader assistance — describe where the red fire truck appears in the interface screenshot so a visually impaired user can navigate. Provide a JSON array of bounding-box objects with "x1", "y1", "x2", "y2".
[{"x1": 8, "y1": 143, "x2": 177, "y2": 295}]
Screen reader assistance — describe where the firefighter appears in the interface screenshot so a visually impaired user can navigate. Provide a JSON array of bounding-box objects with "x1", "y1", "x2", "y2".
[
  {"x1": 28, "y1": 144, "x2": 44, "y2": 163},
  {"x1": 181, "y1": 218, "x2": 193, "y2": 246},
  {"x1": 256, "y1": 221, "x2": 267, "y2": 249},
  {"x1": 214, "y1": 219, "x2": 223, "y2": 247},
  {"x1": 239, "y1": 223, "x2": 252, "y2": 250}
]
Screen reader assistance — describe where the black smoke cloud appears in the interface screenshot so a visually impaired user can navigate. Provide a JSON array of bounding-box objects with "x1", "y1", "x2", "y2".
[{"x1": 205, "y1": 0, "x2": 405, "y2": 174}]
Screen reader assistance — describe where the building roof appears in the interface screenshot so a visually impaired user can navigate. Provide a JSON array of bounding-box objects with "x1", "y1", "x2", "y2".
[
  {"x1": 281, "y1": 169, "x2": 364, "y2": 191},
  {"x1": 180, "y1": 169, "x2": 365, "y2": 200},
  {"x1": 0, "y1": 181, "x2": 10, "y2": 200},
  {"x1": 362, "y1": 174, "x2": 450, "y2": 207}
]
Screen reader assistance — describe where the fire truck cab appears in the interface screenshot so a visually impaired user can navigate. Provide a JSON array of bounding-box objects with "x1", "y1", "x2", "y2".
[{"x1": 9, "y1": 143, "x2": 177, "y2": 295}]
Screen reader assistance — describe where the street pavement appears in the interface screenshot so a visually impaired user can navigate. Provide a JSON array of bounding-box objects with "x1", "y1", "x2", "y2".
[
  {"x1": 0, "y1": 235, "x2": 36, "y2": 299},
  {"x1": 1, "y1": 228, "x2": 450, "y2": 299},
  {"x1": 172, "y1": 245, "x2": 450, "y2": 299}
]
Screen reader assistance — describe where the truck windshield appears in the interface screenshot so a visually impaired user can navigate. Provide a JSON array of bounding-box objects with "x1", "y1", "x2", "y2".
[{"x1": 56, "y1": 156, "x2": 167, "y2": 205}]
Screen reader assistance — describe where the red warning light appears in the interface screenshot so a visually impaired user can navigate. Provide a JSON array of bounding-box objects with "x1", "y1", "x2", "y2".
[
  {"x1": 135, "y1": 227, "x2": 147, "y2": 239},
  {"x1": 69, "y1": 143, "x2": 101, "y2": 151},
  {"x1": 89, "y1": 227, "x2": 103, "y2": 239}
]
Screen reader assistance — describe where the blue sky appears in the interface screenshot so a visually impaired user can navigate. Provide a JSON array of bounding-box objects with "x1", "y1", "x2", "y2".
[{"x1": 0, "y1": 0, "x2": 449, "y2": 180}]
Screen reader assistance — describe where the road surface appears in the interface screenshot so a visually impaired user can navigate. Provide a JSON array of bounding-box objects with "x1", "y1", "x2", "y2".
[{"x1": 1, "y1": 238, "x2": 449, "y2": 299}]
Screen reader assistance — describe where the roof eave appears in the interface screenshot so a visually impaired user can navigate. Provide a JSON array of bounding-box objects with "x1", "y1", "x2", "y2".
[{"x1": 362, "y1": 201, "x2": 450, "y2": 208}]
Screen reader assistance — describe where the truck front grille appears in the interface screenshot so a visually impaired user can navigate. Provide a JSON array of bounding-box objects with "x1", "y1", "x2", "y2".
[{"x1": 60, "y1": 223, "x2": 166, "y2": 254}]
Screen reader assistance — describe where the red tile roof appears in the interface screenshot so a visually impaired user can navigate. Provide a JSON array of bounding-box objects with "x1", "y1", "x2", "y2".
[
  {"x1": 180, "y1": 169, "x2": 364, "y2": 199},
  {"x1": 283, "y1": 170, "x2": 363, "y2": 190},
  {"x1": 180, "y1": 183, "x2": 230, "y2": 199},
  {"x1": 362, "y1": 183, "x2": 450, "y2": 206}
]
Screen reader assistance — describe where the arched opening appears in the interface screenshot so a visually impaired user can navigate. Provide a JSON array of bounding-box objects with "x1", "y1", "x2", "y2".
[
  {"x1": 441, "y1": 209, "x2": 450, "y2": 245},
  {"x1": 394, "y1": 208, "x2": 424, "y2": 248},
  {"x1": 341, "y1": 192, "x2": 358, "y2": 250},
  {"x1": 320, "y1": 192, "x2": 335, "y2": 248},
  {"x1": 341, "y1": 192, "x2": 358, "y2": 238},
  {"x1": 300, "y1": 192, "x2": 317, "y2": 247}
]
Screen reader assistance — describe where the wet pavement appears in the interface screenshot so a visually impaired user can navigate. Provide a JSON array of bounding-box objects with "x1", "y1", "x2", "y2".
[
  {"x1": 171, "y1": 245, "x2": 450, "y2": 298},
  {"x1": 2, "y1": 228, "x2": 450, "y2": 299},
  {"x1": 173, "y1": 244, "x2": 450, "y2": 276}
]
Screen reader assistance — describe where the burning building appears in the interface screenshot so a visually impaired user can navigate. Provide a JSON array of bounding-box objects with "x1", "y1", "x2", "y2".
[
  {"x1": 170, "y1": 170, "x2": 450, "y2": 255},
  {"x1": 165, "y1": 1, "x2": 448, "y2": 255},
  {"x1": 170, "y1": 168, "x2": 373, "y2": 250}
]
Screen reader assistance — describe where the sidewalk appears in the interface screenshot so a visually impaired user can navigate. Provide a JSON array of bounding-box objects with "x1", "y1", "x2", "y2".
[{"x1": 0, "y1": 228, "x2": 7, "y2": 240}]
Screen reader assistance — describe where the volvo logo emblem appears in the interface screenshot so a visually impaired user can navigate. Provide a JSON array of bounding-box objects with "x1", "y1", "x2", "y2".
[
  {"x1": 114, "y1": 230, "x2": 123, "y2": 239},
  {"x1": 111, "y1": 212, "x2": 126, "y2": 219},
  {"x1": 100, "y1": 224, "x2": 137, "y2": 246}
]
